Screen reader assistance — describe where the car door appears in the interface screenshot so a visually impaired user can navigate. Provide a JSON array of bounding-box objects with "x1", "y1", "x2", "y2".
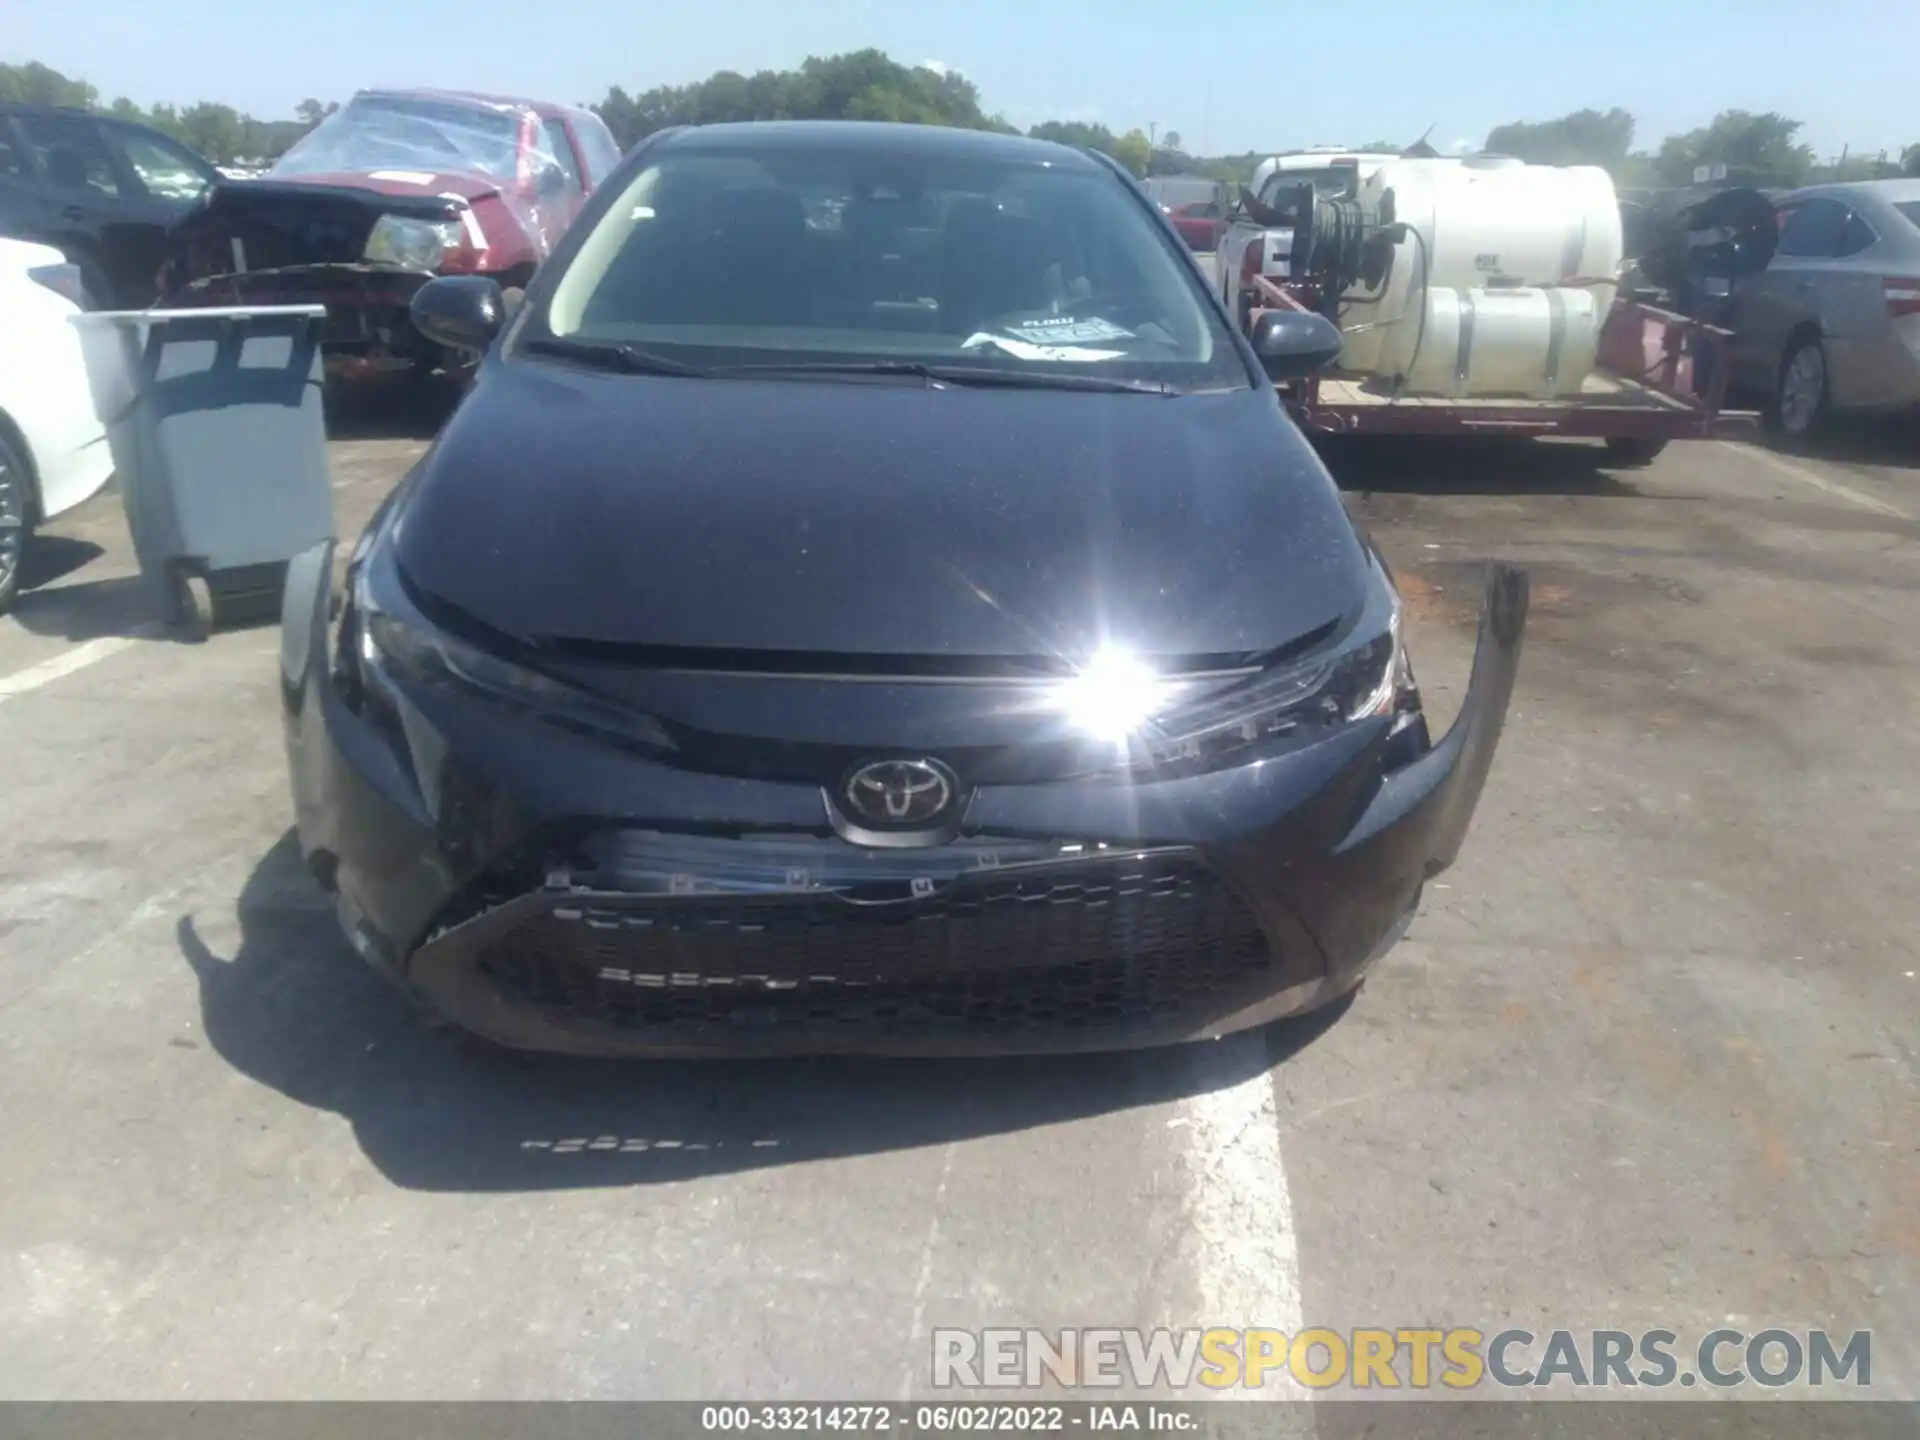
[
  {"x1": 1730, "y1": 197, "x2": 1846, "y2": 391},
  {"x1": 8, "y1": 111, "x2": 130, "y2": 298},
  {"x1": 1215, "y1": 180, "x2": 1273, "y2": 314},
  {"x1": 1816, "y1": 205, "x2": 1902, "y2": 409},
  {"x1": 96, "y1": 123, "x2": 218, "y2": 305}
]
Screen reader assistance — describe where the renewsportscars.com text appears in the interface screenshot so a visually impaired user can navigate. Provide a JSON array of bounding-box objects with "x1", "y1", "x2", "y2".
[{"x1": 931, "y1": 1327, "x2": 1873, "y2": 1391}]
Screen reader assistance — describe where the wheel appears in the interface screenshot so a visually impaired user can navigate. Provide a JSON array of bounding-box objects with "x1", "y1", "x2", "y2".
[
  {"x1": 407, "y1": 359, "x2": 471, "y2": 419},
  {"x1": 0, "y1": 432, "x2": 32, "y2": 616},
  {"x1": 63, "y1": 250, "x2": 114, "y2": 310},
  {"x1": 1771, "y1": 335, "x2": 1829, "y2": 443},
  {"x1": 1603, "y1": 436, "x2": 1669, "y2": 468},
  {"x1": 169, "y1": 564, "x2": 216, "y2": 642}
]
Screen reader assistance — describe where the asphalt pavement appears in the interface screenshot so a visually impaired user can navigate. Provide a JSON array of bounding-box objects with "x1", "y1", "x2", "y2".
[{"x1": 1, "y1": 382, "x2": 1916, "y2": 1404}]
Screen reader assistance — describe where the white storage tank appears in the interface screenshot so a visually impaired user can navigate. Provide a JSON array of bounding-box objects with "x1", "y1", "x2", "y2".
[
  {"x1": 1336, "y1": 159, "x2": 1622, "y2": 382},
  {"x1": 1375, "y1": 286, "x2": 1601, "y2": 399}
]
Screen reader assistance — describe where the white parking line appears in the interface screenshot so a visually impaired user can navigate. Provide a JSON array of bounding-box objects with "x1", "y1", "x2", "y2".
[
  {"x1": 900, "y1": 1140, "x2": 960, "y2": 1403},
  {"x1": 1179, "y1": 1033, "x2": 1308, "y2": 1404},
  {"x1": 0, "y1": 637, "x2": 138, "y2": 704},
  {"x1": 1726, "y1": 442, "x2": 1912, "y2": 520}
]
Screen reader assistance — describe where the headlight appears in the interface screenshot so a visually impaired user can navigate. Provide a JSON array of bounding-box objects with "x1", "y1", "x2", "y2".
[
  {"x1": 351, "y1": 568, "x2": 674, "y2": 755},
  {"x1": 1057, "y1": 597, "x2": 1411, "y2": 773},
  {"x1": 1056, "y1": 648, "x2": 1170, "y2": 744},
  {"x1": 363, "y1": 214, "x2": 461, "y2": 271}
]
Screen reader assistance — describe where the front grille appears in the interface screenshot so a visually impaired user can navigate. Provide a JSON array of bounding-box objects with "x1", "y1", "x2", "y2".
[
  {"x1": 461, "y1": 853, "x2": 1276, "y2": 1042},
  {"x1": 170, "y1": 271, "x2": 421, "y2": 353}
]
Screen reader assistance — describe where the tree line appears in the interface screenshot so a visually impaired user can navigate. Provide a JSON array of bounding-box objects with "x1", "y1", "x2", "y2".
[
  {"x1": 6, "y1": 52, "x2": 1917, "y2": 188},
  {"x1": 1483, "y1": 106, "x2": 1920, "y2": 188},
  {"x1": 591, "y1": 51, "x2": 1167, "y2": 179},
  {"x1": 1, "y1": 60, "x2": 333, "y2": 165}
]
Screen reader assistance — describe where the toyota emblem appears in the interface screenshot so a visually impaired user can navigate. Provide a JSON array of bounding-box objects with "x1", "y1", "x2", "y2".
[{"x1": 843, "y1": 758, "x2": 956, "y2": 827}]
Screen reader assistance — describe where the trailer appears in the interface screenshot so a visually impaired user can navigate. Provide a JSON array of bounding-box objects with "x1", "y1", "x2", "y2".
[
  {"x1": 1248, "y1": 275, "x2": 1757, "y2": 463},
  {"x1": 1242, "y1": 263, "x2": 1758, "y2": 464}
]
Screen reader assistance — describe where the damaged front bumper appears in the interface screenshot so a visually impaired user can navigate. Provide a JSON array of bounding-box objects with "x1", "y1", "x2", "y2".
[
  {"x1": 278, "y1": 545, "x2": 1528, "y2": 1057},
  {"x1": 163, "y1": 265, "x2": 447, "y2": 378}
]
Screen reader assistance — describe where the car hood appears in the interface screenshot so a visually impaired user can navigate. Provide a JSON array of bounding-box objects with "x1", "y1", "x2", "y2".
[
  {"x1": 393, "y1": 359, "x2": 1370, "y2": 667},
  {"x1": 255, "y1": 169, "x2": 502, "y2": 201}
]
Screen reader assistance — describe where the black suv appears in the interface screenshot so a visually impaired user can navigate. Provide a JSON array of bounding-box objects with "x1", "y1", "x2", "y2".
[{"x1": 1, "y1": 104, "x2": 221, "y2": 307}]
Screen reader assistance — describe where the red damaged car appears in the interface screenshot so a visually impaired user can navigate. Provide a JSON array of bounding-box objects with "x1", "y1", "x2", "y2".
[
  {"x1": 1142, "y1": 175, "x2": 1230, "y2": 253},
  {"x1": 157, "y1": 88, "x2": 623, "y2": 377}
]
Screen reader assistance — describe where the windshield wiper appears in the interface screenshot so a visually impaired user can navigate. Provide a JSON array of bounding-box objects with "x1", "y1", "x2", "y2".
[
  {"x1": 927, "y1": 366, "x2": 1177, "y2": 395},
  {"x1": 712, "y1": 359, "x2": 1176, "y2": 394},
  {"x1": 520, "y1": 336, "x2": 708, "y2": 377},
  {"x1": 708, "y1": 360, "x2": 947, "y2": 383}
]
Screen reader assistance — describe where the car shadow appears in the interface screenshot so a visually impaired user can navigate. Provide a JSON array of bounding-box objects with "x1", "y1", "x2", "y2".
[
  {"x1": 175, "y1": 831, "x2": 1350, "y2": 1194},
  {"x1": 8, "y1": 570, "x2": 167, "y2": 643},
  {"x1": 17, "y1": 534, "x2": 104, "y2": 591},
  {"x1": 1316, "y1": 435, "x2": 1645, "y2": 498},
  {"x1": 324, "y1": 378, "x2": 461, "y2": 442},
  {"x1": 7, "y1": 567, "x2": 285, "y2": 644},
  {"x1": 1786, "y1": 412, "x2": 1920, "y2": 472}
]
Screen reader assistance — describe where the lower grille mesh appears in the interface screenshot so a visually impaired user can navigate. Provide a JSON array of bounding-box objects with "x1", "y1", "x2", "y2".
[{"x1": 466, "y1": 853, "x2": 1276, "y2": 1039}]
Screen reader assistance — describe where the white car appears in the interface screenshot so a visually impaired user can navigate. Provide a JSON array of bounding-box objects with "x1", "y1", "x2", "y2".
[{"x1": 0, "y1": 237, "x2": 115, "y2": 613}]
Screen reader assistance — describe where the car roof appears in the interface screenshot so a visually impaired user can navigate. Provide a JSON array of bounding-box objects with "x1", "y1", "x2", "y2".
[
  {"x1": 0, "y1": 102, "x2": 162, "y2": 126},
  {"x1": 655, "y1": 120, "x2": 1109, "y2": 172},
  {"x1": 1784, "y1": 177, "x2": 1920, "y2": 206},
  {"x1": 1267, "y1": 151, "x2": 1400, "y2": 166},
  {"x1": 0, "y1": 102, "x2": 204, "y2": 147},
  {"x1": 353, "y1": 87, "x2": 581, "y2": 121}
]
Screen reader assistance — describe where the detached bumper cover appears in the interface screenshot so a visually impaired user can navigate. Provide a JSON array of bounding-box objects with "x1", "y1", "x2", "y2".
[
  {"x1": 164, "y1": 266, "x2": 440, "y2": 366},
  {"x1": 280, "y1": 546, "x2": 1527, "y2": 1055}
]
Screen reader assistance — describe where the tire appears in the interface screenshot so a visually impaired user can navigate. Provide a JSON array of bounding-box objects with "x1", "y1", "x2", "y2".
[
  {"x1": 0, "y1": 431, "x2": 34, "y2": 616},
  {"x1": 1771, "y1": 335, "x2": 1829, "y2": 443},
  {"x1": 169, "y1": 563, "x2": 216, "y2": 642},
  {"x1": 1603, "y1": 436, "x2": 1669, "y2": 468},
  {"x1": 63, "y1": 250, "x2": 114, "y2": 311}
]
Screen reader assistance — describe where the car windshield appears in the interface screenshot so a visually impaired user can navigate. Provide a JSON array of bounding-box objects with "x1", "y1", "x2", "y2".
[
  {"x1": 1266, "y1": 166, "x2": 1367, "y2": 199},
  {"x1": 1895, "y1": 200, "x2": 1920, "y2": 231},
  {"x1": 272, "y1": 95, "x2": 526, "y2": 181},
  {"x1": 534, "y1": 139, "x2": 1248, "y2": 390}
]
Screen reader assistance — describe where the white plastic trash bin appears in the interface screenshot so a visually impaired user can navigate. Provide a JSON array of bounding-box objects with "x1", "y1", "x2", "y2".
[{"x1": 73, "y1": 305, "x2": 335, "y2": 639}]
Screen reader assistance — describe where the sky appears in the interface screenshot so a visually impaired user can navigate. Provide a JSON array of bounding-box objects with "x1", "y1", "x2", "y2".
[{"x1": 9, "y1": 0, "x2": 1916, "y2": 161}]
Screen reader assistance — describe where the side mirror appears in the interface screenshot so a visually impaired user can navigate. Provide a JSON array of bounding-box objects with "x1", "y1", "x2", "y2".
[
  {"x1": 1249, "y1": 309, "x2": 1343, "y2": 379},
  {"x1": 410, "y1": 275, "x2": 507, "y2": 353}
]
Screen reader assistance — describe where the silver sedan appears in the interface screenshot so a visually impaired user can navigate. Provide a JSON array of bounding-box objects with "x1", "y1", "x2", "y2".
[{"x1": 1727, "y1": 178, "x2": 1920, "y2": 440}]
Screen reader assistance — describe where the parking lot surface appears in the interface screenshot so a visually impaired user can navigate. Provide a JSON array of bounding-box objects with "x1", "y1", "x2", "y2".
[{"x1": 2, "y1": 387, "x2": 1916, "y2": 1400}]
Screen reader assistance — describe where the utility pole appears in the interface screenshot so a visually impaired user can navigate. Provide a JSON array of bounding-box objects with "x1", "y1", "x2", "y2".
[{"x1": 1148, "y1": 121, "x2": 1158, "y2": 176}]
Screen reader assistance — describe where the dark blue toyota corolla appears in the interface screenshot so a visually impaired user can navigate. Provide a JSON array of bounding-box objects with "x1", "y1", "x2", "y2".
[{"x1": 280, "y1": 121, "x2": 1527, "y2": 1056}]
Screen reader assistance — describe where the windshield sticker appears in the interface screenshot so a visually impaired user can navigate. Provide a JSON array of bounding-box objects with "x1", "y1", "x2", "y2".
[
  {"x1": 1004, "y1": 316, "x2": 1136, "y2": 345},
  {"x1": 962, "y1": 333, "x2": 1127, "y2": 363},
  {"x1": 369, "y1": 170, "x2": 438, "y2": 186}
]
